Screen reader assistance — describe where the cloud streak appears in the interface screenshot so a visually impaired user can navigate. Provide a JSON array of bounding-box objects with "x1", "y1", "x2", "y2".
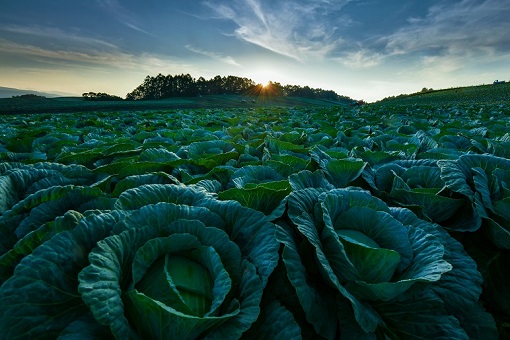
[
  {"x1": 185, "y1": 45, "x2": 241, "y2": 66},
  {"x1": 0, "y1": 25, "x2": 118, "y2": 51},
  {"x1": 203, "y1": 0, "x2": 353, "y2": 62},
  {"x1": 96, "y1": 0, "x2": 152, "y2": 35},
  {"x1": 327, "y1": 0, "x2": 510, "y2": 71},
  {"x1": 381, "y1": 0, "x2": 510, "y2": 62},
  {"x1": 0, "y1": 29, "x2": 193, "y2": 76}
]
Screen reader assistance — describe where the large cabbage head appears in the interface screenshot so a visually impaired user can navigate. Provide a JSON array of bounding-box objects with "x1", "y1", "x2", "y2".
[
  {"x1": 0, "y1": 184, "x2": 279, "y2": 339},
  {"x1": 277, "y1": 187, "x2": 497, "y2": 339}
]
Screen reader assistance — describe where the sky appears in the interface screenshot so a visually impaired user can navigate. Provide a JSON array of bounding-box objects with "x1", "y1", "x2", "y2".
[{"x1": 0, "y1": 0, "x2": 509, "y2": 102}]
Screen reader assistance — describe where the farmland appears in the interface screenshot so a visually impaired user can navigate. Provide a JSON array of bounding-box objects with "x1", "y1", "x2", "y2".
[
  {"x1": 378, "y1": 81, "x2": 510, "y2": 106},
  {"x1": 0, "y1": 94, "x2": 348, "y2": 115},
  {"x1": 0, "y1": 86, "x2": 509, "y2": 338}
]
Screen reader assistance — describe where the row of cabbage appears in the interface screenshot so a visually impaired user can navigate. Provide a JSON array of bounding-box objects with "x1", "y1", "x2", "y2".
[{"x1": 0, "y1": 104, "x2": 508, "y2": 339}]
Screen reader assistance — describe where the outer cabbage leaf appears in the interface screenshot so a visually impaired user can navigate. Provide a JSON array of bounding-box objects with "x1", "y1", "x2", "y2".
[
  {"x1": 0, "y1": 185, "x2": 104, "y2": 257},
  {"x1": 288, "y1": 169, "x2": 335, "y2": 191},
  {"x1": 241, "y1": 300, "x2": 302, "y2": 339},
  {"x1": 0, "y1": 210, "x2": 84, "y2": 283},
  {"x1": 0, "y1": 162, "x2": 98, "y2": 213},
  {"x1": 185, "y1": 140, "x2": 241, "y2": 169},
  {"x1": 390, "y1": 207, "x2": 498, "y2": 339},
  {"x1": 0, "y1": 211, "x2": 127, "y2": 338},
  {"x1": 439, "y1": 154, "x2": 510, "y2": 239},
  {"x1": 11, "y1": 185, "x2": 104, "y2": 239},
  {"x1": 228, "y1": 165, "x2": 284, "y2": 189},
  {"x1": 218, "y1": 184, "x2": 290, "y2": 220},
  {"x1": 363, "y1": 160, "x2": 466, "y2": 223},
  {"x1": 275, "y1": 222, "x2": 341, "y2": 339},
  {"x1": 111, "y1": 172, "x2": 180, "y2": 197},
  {"x1": 115, "y1": 183, "x2": 210, "y2": 210},
  {"x1": 279, "y1": 187, "x2": 495, "y2": 338}
]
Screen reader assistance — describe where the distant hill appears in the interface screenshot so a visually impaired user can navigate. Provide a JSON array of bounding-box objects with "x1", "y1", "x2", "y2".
[
  {"x1": 375, "y1": 82, "x2": 510, "y2": 106},
  {"x1": 0, "y1": 86, "x2": 75, "y2": 99}
]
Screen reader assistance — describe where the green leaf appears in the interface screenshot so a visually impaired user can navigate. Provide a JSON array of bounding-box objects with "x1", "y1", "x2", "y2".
[
  {"x1": 197, "y1": 198, "x2": 279, "y2": 286},
  {"x1": 321, "y1": 198, "x2": 413, "y2": 272},
  {"x1": 440, "y1": 154, "x2": 510, "y2": 199},
  {"x1": 12, "y1": 185, "x2": 104, "y2": 239},
  {"x1": 323, "y1": 158, "x2": 367, "y2": 188},
  {"x1": 242, "y1": 300, "x2": 302, "y2": 339},
  {"x1": 284, "y1": 189, "x2": 382, "y2": 334},
  {"x1": 288, "y1": 170, "x2": 335, "y2": 191},
  {"x1": 276, "y1": 224, "x2": 339, "y2": 339},
  {"x1": 391, "y1": 207, "x2": 498, "y2": 338},
  {"x1": 373, "y1": 290, "x2": 469, "y2": 339},
  {"x1": 338, "y1": 234, "x2": 401, "y2": 284},
  {"x1": 196, "y1": 151, "x2": 239, "y2": 169},
  {"x1": 0, "y1": 210, "x2": 84, "y2": 283},
  {"x1": 131, "y1": 234, "x2": 233, "y2": 318},
  {"x1": 117, "y1": 160, "x2": 184, "y2": 178},
  {"x1": 229, "y1": 165, "x2": 284, "y2": 188},
  {"x1": 218, "y1": 184, "x2": 290, "y2": 220},
  {"x1": 485, "y1": 215, "x2": 510, "y2": 249},
  {"x1": 125, "y1": 289, "x2": 238, "y2": 340},
  {"x1": 115, "y1": 184, "x2": 209, "y2": 210},
  {"x1": 58, "y1": 313, "x2": 111, "y2": 339},
  {"x1": 124, "y1": 232, "x2": 241, "y2": 338},
  {"x1": 111, "y1": 172, "x2": 180, "y2": 197},
  {"x1": 390, "y1": 174, "x2": 465, "y2": 222},
  {"x1": 0, "y1": 211, "x2": 126, "y2": 338}
]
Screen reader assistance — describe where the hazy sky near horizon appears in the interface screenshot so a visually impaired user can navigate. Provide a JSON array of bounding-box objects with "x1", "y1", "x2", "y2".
[{"x1": 1, "y1": 0, "x2": 509, "y2": 102}]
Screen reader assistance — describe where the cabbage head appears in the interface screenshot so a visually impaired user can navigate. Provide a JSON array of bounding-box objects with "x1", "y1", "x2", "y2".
[
  {"x1": 362, "y1": 159, "x2": 466, "y2": 225},
  {"x1": 0, "y1": 184, "x2": 279, "y2": 339},
  {"x1": 276, "y1": 187, "x2": 497, "y2": 339},
  {"x1": 439, "y1": 154, "x2": 510, "y2": 247}
]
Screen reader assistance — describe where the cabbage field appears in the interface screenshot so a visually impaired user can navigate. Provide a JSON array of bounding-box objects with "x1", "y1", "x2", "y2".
[{"x1": 0, "y1": 102, "x2": 509, "y2": 339}]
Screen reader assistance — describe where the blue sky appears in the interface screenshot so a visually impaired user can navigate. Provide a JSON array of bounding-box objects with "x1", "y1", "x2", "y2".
[{"x1": 1, "y1": 0, "x2": 509, "y2": 101}]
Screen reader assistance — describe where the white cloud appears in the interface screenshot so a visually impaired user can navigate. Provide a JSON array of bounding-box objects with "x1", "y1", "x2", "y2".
[
  {"x1": 203, "y1": 0, "x2": 352, "y2": 61},
  {"x1": 0, "y1": 36, "x2": 194, "y2": 77},
  {"x1": 330, "y1": 0, "x2": 510, "y2": 80},
  {"x1": 185, "y1": 45, "x2": 241, "y2": 66},
  {"x1": 382, "y1": 0, "x2": 510, "y2": 59},
  {"x1": 0, "y1": 24, "x2": 194, "y2": 75},
  {"x1": 337, "y1": 49, "x2": 384, "y2": 68}
]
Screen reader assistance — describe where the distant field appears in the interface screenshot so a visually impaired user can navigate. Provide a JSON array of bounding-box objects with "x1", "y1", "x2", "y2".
[
  {"x1": 376, "y1": 82, "x2": 510, "y2": 105},
  {"x1": 0, "y1": 94, "x2": 349, "y2": 115},
  {"x1": 3, "y1": 82, "x2": 508, "y2": 115}
]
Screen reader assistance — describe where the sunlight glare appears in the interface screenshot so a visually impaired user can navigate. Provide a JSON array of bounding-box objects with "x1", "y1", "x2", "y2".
[{"x1": 251, "y1": 69, "x2": 278, "y2": 87}]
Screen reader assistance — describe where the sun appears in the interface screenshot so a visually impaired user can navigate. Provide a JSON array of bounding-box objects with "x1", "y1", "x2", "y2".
[{"x1": 251, "y1": 69, "x2": 278, "y2": 87}]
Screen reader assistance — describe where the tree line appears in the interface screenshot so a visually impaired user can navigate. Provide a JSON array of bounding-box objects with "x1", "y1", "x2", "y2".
[
  {"x1": 82, "y1": 92, "x2": 124, "y2": 101},
  {"x1": 122, "y1": 73, "x2": 350, "y2": 101}
]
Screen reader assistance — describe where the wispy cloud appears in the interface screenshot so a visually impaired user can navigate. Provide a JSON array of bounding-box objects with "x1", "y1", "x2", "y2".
[
  {"x1": 337, "y1": 49, "x2": 384, "y2": 68},
  {"x1": 0, "y1": 25, "x2": 118, "y2": 51},
  {"x1": 185, "y1": 45, "x2": 241, "y2": 66},
  {"x1": 203, "y1": 0, "x2": 353, "y2": 62},
  {"x1": 331, "y1": 0, "x2": 510, "y2": 72},
  {"x1": 382, "y1": 0, "x2": 510, "y2": 60},
  {"x1": 0, "y1": 29, "x2": 193, "y2": 76},
  {"x1": 96, "y1": 0, "x2": 152, "y2": 35}
]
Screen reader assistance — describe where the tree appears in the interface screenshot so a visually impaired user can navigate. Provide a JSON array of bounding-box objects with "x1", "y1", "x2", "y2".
[{"x1": 124, "y1": 73, "x2": 345, "y2": 101}]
